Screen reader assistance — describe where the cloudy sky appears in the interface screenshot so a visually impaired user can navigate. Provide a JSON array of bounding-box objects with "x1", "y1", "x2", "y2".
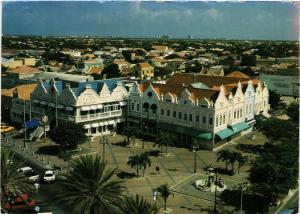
[{"x1": 3, "y1": 1, "x2": 299, "y2": 40}]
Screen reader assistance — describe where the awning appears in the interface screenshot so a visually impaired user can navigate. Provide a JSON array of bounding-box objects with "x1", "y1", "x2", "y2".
[
  {"x1": 81, "y1": 106, "x2": 90, "y2": 111},
  {"x1": 91, "y1": 123, "x2": 99, "y2": 128},
  {"x1": 119, "y1": 101, "x2": 127, "y2": 106},
  {"x1": 99, "y1": 122, "x2": 104, "y2": 126},
  {"x1": 230, "y1": 122, "x2": 250, "y2": 134},
  {"x1": 24, "y1": 119, "x2": 40, "y2": 129},
  {"x1": 216, "y1": 128, "x2": 234, "y2": 140},
  {"x1": 33, "y1": 99, "x2": 40, "y2": 103},
  {"x1": 40, "y1": 101, "x2": 47, "y2": 105},
  {"x1": 157, "y1": 123, "x2": 212, "y2": 140},
  {"x1": 57, "y1": 104, "x2": 64, "y2": 109},
  {"x1": 97, "y1": 104, "x2": 103, "y2": 109},
  {"x1": 90, "y1": 105, "x2": 97, "y2": 110},
  {"x1": 66, "y1": 106, "x2": 74, "y2": 111},
  {"x1": 108, "y1": 120, "x2": 115, "y2": 125},
  {"x1": 84, "y1": 124, "x2": 91, "y2": 129},
  {"x1": 103, "y1": 121, "x2": 109, "y2": 126},
  {"x1": 48, "y1": 103, "x2": 56, "y2": 107}
]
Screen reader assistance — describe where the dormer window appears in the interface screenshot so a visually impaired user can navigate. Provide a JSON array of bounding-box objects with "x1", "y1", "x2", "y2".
[
  {"x1": 166, "y1": 99, "x2": 172, "y2": 102},
  {"x1": 201, "y1": 105, "x2": 207, "y2": 108},
  {"x1": 184, "y1": 100, "x2": 187, "y2": 104},
  {"x1": 147, "y1": 92, "x2": 153, "y2": 97}
]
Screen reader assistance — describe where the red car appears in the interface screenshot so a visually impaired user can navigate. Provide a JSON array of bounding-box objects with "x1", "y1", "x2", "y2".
[{"x1": 5, "y1": 193, "x2": 36, "y2": 211}]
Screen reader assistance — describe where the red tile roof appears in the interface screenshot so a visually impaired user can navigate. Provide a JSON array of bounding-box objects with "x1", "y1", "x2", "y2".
[
  {"x1": 166, "y1": 73, "x2": 250, "y2": 88},
  {"x1": 139, "y1": 82, "x2": 219, "y2": 102},
  {"x1": 226, "y1": 71, "x2": 249, "y2": 78}
]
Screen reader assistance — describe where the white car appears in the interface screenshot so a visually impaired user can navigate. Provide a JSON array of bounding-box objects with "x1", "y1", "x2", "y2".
[
  {"x1": 17, "y1": 167, "x2": 40, "y2": 183},
  {"x1": 43, "y1": 170, "x2": 55, "y2": 183}
]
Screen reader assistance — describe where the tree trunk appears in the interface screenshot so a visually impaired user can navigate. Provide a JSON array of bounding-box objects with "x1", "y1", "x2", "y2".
[
  {"x1": 164, "y1": 198, "x2": 167, "y2": 211},
  {"x1": 136, "y1": 165, "x2": 139, "y2": 176},
  {"x1": 165, "y1": 144, "x2": 168, "y2": 155}
]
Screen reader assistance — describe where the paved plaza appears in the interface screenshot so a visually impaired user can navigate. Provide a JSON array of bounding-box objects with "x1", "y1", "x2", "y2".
[{"x1": 6, "y1": 130, "x2": 268, "y2": 213}]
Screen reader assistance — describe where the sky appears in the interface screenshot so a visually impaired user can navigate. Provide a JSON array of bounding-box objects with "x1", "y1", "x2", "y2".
[{"x1": 2, "y1": 1, "x2": 299, "y2": 40}]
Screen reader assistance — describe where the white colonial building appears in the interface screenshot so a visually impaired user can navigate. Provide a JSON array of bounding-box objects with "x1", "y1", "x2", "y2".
[
  {"x1": 29, "y1": 79, "x2": 128, "y2": 137},
  {"x1": 128, "y1": 73, "x2": 269, "y2": 150}
]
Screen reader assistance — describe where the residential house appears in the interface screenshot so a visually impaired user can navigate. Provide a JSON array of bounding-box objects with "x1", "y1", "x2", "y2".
[
  {"x1": 4, "y1": 66, "x2": 41, "y2": 88},
  {"x1": 2, "y1": 84, "x2": 38, "y2": 123},
  {"x1": 136, "y1": 62, "x2": 154, "y2": 80}
]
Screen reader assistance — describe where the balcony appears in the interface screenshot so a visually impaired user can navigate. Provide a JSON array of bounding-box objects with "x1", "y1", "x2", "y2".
[{"x1": 75, "y1": 110, "x2": 122, "y2": 122}]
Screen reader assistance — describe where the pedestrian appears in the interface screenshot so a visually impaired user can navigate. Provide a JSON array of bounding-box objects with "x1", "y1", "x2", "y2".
[{"x1": 34, "y1": 182, "x2": 40, "y2": 193}]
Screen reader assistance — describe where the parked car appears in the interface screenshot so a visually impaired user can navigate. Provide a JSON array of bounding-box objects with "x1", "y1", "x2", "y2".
[
  {"x1": 0, "y1": 125, "x2": 14, "y2": 133},
  {"x1": 4, "y1": 193, "x2": 36, "y2": 211},
  {"x1": 43, "y1": 170, "x2": 55, "y2": 183},
  {"x1": 17, "y1": 167, "x2": 40, "y2": 183}
]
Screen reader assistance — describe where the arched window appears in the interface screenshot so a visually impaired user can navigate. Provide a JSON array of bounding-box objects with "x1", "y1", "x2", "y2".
[
  {"x1": 150, "y1": 104, "x2": 157, "y2": 113},
  {"x1": 143, "y1": 102, "x2": 149, "y2": 112}
]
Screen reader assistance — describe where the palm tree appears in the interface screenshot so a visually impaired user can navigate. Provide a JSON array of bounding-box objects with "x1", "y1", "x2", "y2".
[
  {"x1": 216, "y1": 150, "x2": 231, "y2": 171},
  {"x1": 228, "y1": 151, "x2": 239, "y2": 173},
  {"x1": 57, "y1": 155, "x2": 126, "y2": 214},
  {"x1": 155, "y1": 131, "x2": 174, "y2": 155},
  {"x1": 140, "y1": 153, "x2": 151, "y2": 177},
  {"x1": 127, "y1": 152, "x2": 151, "y2": 177},
  {"x1": 127, "y1": 154, "x2": 141, "y2": 176},
  {"x1": 1, "y1": 148, "x2": 34, "y2": 208},
  {"x1": 123, "y1": 127, "x2": 137, "y2": 145},
  {"x1": 120, "y1": 194, "x2": 159, "y2": 214},
  {"x1": 236, "y1": 154, "x2": 248, "y2": 174},
  {"x1": 156, "y1": 183, "x2": 174, "y2": 211}
]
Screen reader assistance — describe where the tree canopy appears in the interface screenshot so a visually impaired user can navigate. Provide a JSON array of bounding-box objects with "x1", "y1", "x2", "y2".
[
  {"x1": 50, "y1": 121, "x2": 87, "y2": 150},
  {"x1": 287, "y1": 102, "x2": 299, "y2": 123},
  {"x1": 57, "y1": 155, "x2": 126, "y2": 214}
]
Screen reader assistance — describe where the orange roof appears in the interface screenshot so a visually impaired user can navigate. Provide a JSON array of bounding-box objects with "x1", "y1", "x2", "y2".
[
  {"x1": 1, "y1": 84, "x2": 38, "y2": 100},
  {"x1": 87, "y1": 67, "x2": 103, "y2": 74},
  {"x1": 114, "y1": 59, "x2": 129, "y2": 65},
  {"x1": 7, "y1": 66, "x2": 40, "y2": 74},
  {"x1": 139, "y1": 82, "x2": 219, "y2": 102},
  {"x1": 138, "y1": 62, "x2": 153, "y2": 69},
  {"x1": 226, "y1": 71, "x2": 249, "y2": 78},
  {"x1": 152, "y1": 45, "x2": 168, "y2": 51}
]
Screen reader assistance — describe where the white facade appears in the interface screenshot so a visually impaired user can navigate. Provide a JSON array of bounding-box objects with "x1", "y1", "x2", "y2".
[
  {"x1": 27, "y1": 79, "x2": 128, "y2": 137},
  {"x1": 128, "y1": 78, "x2": 269, "y2": 149}
]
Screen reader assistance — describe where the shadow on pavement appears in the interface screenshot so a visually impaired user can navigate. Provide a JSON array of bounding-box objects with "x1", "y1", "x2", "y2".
[{"x1": 36, "y1": 145, "x2": 61, "y2": 156}]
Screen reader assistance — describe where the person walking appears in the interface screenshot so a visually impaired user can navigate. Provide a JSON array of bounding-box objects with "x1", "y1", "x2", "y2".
[{"x1": 34, "y1": 182, "x2": 40, "y2": 193}]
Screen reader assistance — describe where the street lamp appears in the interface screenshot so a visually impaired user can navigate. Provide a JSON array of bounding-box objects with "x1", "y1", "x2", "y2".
[
  {"x1": 240, "y1": 182, "x2": 249, "y2": 214},
  {"x1": 153, "y1": 189, "x2": 158, "y2": 208},
  {"x1": 192, "y1": 143, "x2": 199, "y2": 173},
  {"x1": 100, "y1": 136, "x2": 108, "y2": 160}
]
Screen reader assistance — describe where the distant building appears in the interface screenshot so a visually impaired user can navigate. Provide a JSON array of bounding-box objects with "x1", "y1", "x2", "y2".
[
  {"x1": 4, "y1": 66, "x2": 41, "y2": 88},
  {"x1": 136, "y1": 62, "x2": 154, "y2": 80},
  {"x1": 260, "y1": 67, "x2": 299, "y2": 97},
  {"x1": 1, "y1": 57, "x2": 36, "y2": 69}
]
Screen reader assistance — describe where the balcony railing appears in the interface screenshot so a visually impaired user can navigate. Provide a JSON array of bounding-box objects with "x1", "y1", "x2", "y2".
[{"x1": 75, "y1": 110, "x2": 122, "y2": 122}]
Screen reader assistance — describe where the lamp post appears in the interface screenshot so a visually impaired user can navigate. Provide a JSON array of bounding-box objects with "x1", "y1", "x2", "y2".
[
  {"x1": 214, "y1": 172, "x2": 218, "y2": 212},
  {"x1": 192, "y1": 143, "x2": 199, "y2": 173},
  {"x1": 240, "y1": 182, "x2": 249, "y2": 214},
  {"x1": 153, "y1": 189, "x2": 158, "y2": 208},
  {"x1": 100, "y1": 136, "x2": 108, "y2": 160}
]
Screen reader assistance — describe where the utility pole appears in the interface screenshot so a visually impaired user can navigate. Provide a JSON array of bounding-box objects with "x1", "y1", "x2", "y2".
[{"x1": 55, "y1": 92, "x2": 58, "y2": 127}]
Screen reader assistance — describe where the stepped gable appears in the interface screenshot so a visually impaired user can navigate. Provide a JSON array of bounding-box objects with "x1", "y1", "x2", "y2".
[{"x1": 138, "y1": 82, "x2": 220, "y2": 102}]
